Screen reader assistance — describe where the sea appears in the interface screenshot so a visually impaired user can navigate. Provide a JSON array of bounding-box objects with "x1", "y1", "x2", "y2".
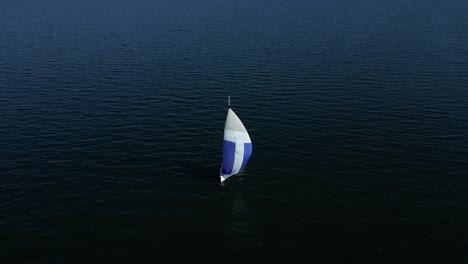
[{"x1": 1, "y1": 0, "x2": 467, "y2": 263}]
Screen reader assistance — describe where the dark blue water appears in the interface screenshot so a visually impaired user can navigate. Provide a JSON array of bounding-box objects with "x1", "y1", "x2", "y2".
[{"x1": 1, "y1": 0, "x2": 468, "y2": 262}]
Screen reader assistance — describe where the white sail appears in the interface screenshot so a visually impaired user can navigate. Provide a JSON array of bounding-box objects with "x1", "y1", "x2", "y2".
[{"x1": 220, "y1": 108, "x2": 252, "y2": 182}]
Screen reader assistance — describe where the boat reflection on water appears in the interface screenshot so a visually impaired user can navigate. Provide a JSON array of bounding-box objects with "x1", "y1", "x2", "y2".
[{"x1": 219, "y1": 177, "x2": 255, "y2": 253}]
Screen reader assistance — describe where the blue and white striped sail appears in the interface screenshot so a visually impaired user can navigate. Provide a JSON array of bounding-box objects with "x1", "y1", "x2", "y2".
[{"x1": 220, "y1": 108, "x2": 252, "y2": 182}]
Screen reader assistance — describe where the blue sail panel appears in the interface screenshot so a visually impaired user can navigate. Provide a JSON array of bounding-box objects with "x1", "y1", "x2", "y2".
[
  {"x1": 240, "y1": 143, "x2": 252, "y2": 170},
  {"x1": 221, "y1": 140, "x2": 236, "y2": 175}
]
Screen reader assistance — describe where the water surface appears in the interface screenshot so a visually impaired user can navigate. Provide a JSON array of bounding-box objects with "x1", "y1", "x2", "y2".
[{"x1": 1, "y1": 0, "x2": 467, "y2": 262}]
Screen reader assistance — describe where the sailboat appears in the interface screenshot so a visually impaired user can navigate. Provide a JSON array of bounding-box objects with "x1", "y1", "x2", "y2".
[{"x1": 220, "y1": 97, "x2": 253, "y2": 182}]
